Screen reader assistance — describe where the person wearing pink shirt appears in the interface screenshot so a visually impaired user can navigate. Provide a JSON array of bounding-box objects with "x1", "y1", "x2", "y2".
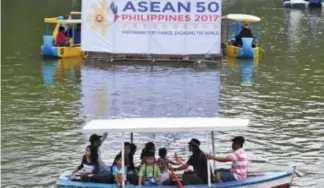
[{"x1": 207, "y1": 136, "x2": 248, "y2": 182}]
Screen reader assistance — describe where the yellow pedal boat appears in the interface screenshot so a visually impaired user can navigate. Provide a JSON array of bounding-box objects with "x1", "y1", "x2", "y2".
[
  {"x1": 222, "y1": 14, "x2": 262, "y2": 59},
  {"x1": 41, "y1": 12, "x2": 85, "y2": 58}
]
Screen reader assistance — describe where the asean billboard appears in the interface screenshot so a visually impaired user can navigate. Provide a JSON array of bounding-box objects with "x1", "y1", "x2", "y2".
[{"x1": 81, "y1": 0, "x2": 222, "y2": 55}]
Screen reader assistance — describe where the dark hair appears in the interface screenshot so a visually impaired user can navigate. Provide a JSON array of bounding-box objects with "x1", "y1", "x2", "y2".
[
  {"x1": 89, "y1": 134, "x2": 101, "y2": 146},
  {"x1": 86, "y1": 145, "x2": 98, "y2": 163},
  {"x1": 130, "y1": 143, "x2": 137, "y2": 155},
  {"x1": 158, "y1": 148, "x2": 167, "y2": 158},
  {"x1": 59, "y1": 26, "x2": 65, "y2": 32},
  {"x1": 114, "y1": 153, "x2": 122, "y2": 162},
  {"x1": 140, "y1": 142, "x2": 155, "y2": 160},
  {"x1": 232, "y1": 136, "x2": 245, "y2": 148},
  {"x1": 111, "y1": 153, "x2": 122, "y2": 168},
  {"x1": 145, "y1": 142, "x2": 155, "y2": 150},
  {"x1": 143, "y1": 151, "x2": 155, "y2": 158}
]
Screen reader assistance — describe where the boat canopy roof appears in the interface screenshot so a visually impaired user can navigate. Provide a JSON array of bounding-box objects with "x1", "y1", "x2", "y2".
[
  {"x1": 224, "y1": 14, "x2": 261, "y2": 22},
  {"x1": 70, "y1": 11, "x2": 81, "y2": 15},
  {"x1": 82, "y1": 117, "x2": 249, "y2": 134},
  {"x1": 44, "y1": 18, "x2": 81, "y2": 24}
]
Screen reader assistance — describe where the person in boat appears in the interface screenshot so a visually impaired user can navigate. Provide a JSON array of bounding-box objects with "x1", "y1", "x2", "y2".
[
  {"x1": 66, "y1": 24, "x2": 81, "y2": 45},
  {"x1": 89, "y1": 133, "x2": 111, "y2": 172},
  {"x1": 88, "y1": 133, "x2": 114, "y2": 183},
  {"x1": 55, "y1": 26, "x2": 69, "y2": 46},
  {"x1": 156, "y1": 147, "x2": 178, "y2": 185},
  {"x1": 173, "y1": 138, "x2": 212, "y2": 185},
  {"x1": 207, "y1": 136, "x2": 248, "y2": 182},
  {"x1": 138, "y1": 151, "x2": 161, "y2": 186},
  {"x1": 113, "y1": 142, "x2": 138, "y2": 185},
  {"x1": 71, "y1": 145, "x2": 99, "y2": 181},
  {"x1": 234, "y1": 23, "x2": 256, "y2": 48},
  {"x1": 130, "y1": 143, "x2": 137, "y2": 156},
  {"x1": 111, "y1": 153, "x2": 127, "y2": 186},
  {"x1": 140, "y1": 142, "x2": 156, "y2": 164}
]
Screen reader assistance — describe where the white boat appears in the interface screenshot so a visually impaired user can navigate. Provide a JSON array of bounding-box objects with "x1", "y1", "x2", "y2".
[
  {"x1": 283, "y1": 0, "x2": 324, "y2": 9},
  {"x1": 56, "y1": 117, "x2": 295, "y2": 188}
]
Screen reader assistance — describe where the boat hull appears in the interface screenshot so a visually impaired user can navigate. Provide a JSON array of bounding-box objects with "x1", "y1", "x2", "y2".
[
  {"x1": 224, "y1": 43, "x2": 261, "y2": 59},
  {"x1": 41, "y1": 45, "x2": 84, "y2": 58},
  {"x1": 56, "y1": 170, "x2": 294, "y2": 188},
  {"x1": 283, "y1": 0, "x2": 324, "y2": 9}
]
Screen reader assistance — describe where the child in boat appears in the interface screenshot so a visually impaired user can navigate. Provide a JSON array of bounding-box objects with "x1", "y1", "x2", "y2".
[
  {"x1": 138, "y1": 151, "x2": 161, "y2": 186},
  {"x1": 71, "y1": 145, "x2": 99, "y2": 179},
  {"x1": 112, "y1": 153, "x2": 127, "y2": 187},
  {"x1": 113, "y1": 142, "x2": 138, "y2": 185},
  {"x1": 140, "y1": 142, "x2": 156, "y2": 164},
  {"x1": 55, "y1": 26, "x2": 69, "y2": 46},
  {"x1": 156, "y1": 147, "x2": 178, "y2": 184}
]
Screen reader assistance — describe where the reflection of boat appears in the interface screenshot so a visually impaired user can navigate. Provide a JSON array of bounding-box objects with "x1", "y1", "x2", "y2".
[
  {"x1": 41, "y1": 12, "x2": 85, "y2": 58},
  {"x1": 42, "y1": 58, "x2": 83, "y2": 84},
  {"x1": 222, "y1": 14, "x2": 261, "y2": 59},
  {"x1": 283, "y1": 0, "x2": 324, "y2": 9},
  {"x1": 284, "y1": 9, "x2": 304, "y2": 51},
  {"x1": 56, "y1": 118, "x2": 296, "y2": 188},
  {"x1": 227, "y1": 58, "x2": 259, "y2": 85}
]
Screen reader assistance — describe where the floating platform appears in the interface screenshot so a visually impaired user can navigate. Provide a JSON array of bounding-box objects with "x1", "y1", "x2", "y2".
[{"x1": 84, "y1": 52, "x2": 223, "y2": 65}]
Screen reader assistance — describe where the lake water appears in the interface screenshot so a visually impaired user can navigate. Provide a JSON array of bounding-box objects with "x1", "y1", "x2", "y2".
[{"x1": 1, "y1": 0, "x2": 324, "y2": 187}]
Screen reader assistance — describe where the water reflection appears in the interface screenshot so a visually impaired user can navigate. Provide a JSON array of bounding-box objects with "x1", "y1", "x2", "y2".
[
  {"x1": 226, "y1": 58, "x2": 260, "y2": 85},
  {"x1": 284, "y1": 9, "x2": 304, "y2": 52},
  {"x1": 79, "y1": 62, "x2": 221, "y2": 163},
  {"x1": 42, "y1": 58, "x2": 83, "y2": 85},
  {"x1": 284, "y1": 8, "x2": 324, "y2": 52},
  {"x1": 80, "y1": 62, "x2": 221, "y2": 120}
]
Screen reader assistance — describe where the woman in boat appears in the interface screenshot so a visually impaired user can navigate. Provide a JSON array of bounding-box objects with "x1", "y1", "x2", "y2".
[
  {"x1": 88, "y1": 133, "x2": 114, "y2": 183},
  {"x1": 207, "y1": 136, "x2": 248, "y2": 182},
  {"x1": 71, "y1": 145, "x2": 99, "y2": 181},
  {"x1": 89, "y1": 133, "x2": 111, "y2": 172},
  {"x1": 173, "y1": 138, "x2": 212, "y2": 185}
]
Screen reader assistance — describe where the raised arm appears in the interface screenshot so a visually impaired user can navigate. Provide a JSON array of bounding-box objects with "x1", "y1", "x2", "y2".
[{"x1": 99, "y1": 132, "x2": 108, "y2": 146}]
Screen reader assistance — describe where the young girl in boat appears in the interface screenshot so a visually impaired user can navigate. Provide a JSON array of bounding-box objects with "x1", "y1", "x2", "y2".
[
  {"x1": 138, "y1": 151, "x2": 161, "y2": 186},
  {"x1": 156, "y1": 147, "x2": 178, "y2": 185},
  {"x1": 111, "y1": 153, "x2": 127, "y2": 187},
  {"x1": 71, "y1": 145, "x2": 99, "y2": 180}
]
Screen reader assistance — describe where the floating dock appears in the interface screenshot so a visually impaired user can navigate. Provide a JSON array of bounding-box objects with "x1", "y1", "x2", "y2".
[{"x1": 84, "y1": 52, "x2": 223, "y2": 66}]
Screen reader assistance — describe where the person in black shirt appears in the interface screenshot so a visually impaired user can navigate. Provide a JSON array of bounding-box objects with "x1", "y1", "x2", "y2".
[
  {"x1": 234, "y1": 23, "x2": 256, "y2": 47},
  {"x1": 173, "y1": 138, "x2": 212, "y2": 185}
]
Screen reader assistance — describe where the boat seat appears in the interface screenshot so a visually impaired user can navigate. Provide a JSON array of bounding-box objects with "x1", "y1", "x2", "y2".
[
  {"x1": 43, "y1": 35, "x2": 54, "y2": 46},
  {"x1": 242, "y1": 38, "x2": 253, "y2": 48}
]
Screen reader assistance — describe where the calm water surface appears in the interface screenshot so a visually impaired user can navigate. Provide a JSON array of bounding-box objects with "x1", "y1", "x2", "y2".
[{"x1": 1, "y1": 0, "x2": 324, "y2": 187}]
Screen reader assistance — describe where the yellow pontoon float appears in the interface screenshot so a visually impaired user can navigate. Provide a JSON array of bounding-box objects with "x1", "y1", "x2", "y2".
[
  {"x1": 222, "y1": 14, "x2": 261, "y2": 59},
  {"x1": 41, "y1": 12, "x2": 85, "y2": 58}
]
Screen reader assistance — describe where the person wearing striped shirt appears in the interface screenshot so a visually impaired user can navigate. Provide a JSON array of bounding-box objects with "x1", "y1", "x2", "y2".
[{"x1": 207, "y1": 136, "x2": 248, "y2": 182}]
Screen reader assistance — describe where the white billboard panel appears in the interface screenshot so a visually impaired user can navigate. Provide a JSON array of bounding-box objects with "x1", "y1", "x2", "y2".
[{"x1": 81, "y1": 0, "x2": 222, "y2": 55}]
